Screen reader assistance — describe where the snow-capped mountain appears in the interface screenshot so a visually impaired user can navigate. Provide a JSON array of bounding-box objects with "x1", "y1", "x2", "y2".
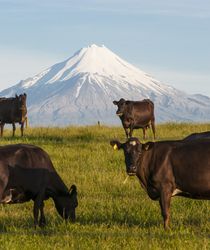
[{"x1": 1, "y1": 44, "x2": 210, "y2": 126}]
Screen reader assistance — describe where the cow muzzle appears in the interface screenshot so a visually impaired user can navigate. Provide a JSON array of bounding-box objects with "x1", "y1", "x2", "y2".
[{"x1": 127, "y1": 166, "x2": 137, "y2": 176}]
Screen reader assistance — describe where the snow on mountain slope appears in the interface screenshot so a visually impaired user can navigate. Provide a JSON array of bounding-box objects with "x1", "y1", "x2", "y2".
[{"x1": 1, "y1": 44, "x2": 210, "y2": 126}]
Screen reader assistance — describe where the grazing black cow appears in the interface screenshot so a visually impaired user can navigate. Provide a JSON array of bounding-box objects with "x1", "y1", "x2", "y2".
[
  {"x1": 110, "y1": 137, "x2": 210, "y2": 229},
  {"x1": 113, "y1": 98, "x2": 155, "y2": 140},
  {"x1": 0, "y1": 144, "x2": 78, "y2": 227},
  {"x1": 0, "y1": 93, "x2": 27, "y2": 137},
  {"x1": 183, "y1": 131, "x2": 210, "y2": 141}
]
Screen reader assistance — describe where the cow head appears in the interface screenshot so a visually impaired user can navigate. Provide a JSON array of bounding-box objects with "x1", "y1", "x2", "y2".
[
  {"x1": 110, "y1": 137, "x2": 143, "y2": 176},
  {"x1": 113, "y1": 98, "x2": 126, "y2": 116},
  {"x1": 55, "y1": 184, "x2": 78, "y2": 222},
  {"x1": 17, "y1": 93, "x2": 27, "y2": 122},
  {"x1": 18, "y1": 93, "x2": 27, "y2": 108}
]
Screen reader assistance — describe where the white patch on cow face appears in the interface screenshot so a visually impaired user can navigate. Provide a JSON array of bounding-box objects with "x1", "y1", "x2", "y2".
[{"x1": 129, "y1": 141, "x2": 137, "y2": 146}]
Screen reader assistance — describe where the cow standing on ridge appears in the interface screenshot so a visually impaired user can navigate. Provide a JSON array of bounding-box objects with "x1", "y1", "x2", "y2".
[
  {"x1": 113, "y1": 98, "x2": 155, "y2": 140},
  {"x1": 0, "y1": 143, "x2": 78, "y2": 227},
  {"x1": 110, "y1": 137, "x2": 210, "y2": 229},
  {"x1": 0, "y1": 93, "x2": 27, "y2": 137}
]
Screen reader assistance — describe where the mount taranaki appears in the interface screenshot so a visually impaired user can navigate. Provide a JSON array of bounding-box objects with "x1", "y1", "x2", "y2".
[{"x1": 1, "y1": 44, "x2": 210, "y2": 126}]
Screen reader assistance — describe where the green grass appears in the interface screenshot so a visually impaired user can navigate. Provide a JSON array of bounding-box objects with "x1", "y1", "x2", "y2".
[{"x1": 0, "y1": 123, "x2": 210, "y2": 250}]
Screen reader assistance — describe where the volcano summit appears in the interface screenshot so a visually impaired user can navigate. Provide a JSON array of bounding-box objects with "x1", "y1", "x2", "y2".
[{"x1": 1, "y1": 44, "x2": 210, "y2": 126}]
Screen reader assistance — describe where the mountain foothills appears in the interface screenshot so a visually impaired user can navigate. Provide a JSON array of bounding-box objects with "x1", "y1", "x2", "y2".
[{"x1": 1, "y1": 44, "x2": 210, "y2": 126}]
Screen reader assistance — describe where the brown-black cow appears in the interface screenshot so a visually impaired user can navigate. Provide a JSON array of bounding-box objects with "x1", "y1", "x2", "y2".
[
  {"x1": 110, "y1": 137, "x2": 210, "y2": 229},
  {"x1": 113, "y1": 98, "x2": 155, "y2": 140},
  {"x1": 0, "y1": 143, "x2": 78, "y2": 227},
  {"x1": 0, "y1": 93, "x2": 27, "y2": 137},
  {"x1": 183, "y1": 131, "x2": 210, "y2": 141}
]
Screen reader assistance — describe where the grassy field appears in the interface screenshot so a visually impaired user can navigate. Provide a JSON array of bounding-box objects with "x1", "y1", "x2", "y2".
[{"x1": 0, "y1": 123, "x2": 209, "y2": 250}]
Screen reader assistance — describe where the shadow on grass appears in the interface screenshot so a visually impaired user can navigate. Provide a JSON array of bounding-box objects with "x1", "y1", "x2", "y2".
[
  {"x1": 76, "y1": 214, "x2": 161, "y2": 229},
  {"x1": 0, "y1": 215, "x2": 209, "y2": 239},
  {"x1": 0, "y1": 214, "x2": 62, "y2": 235},
  {"x1": 0, "y1": 209, "x2": 160, "y2": 233},
  {"x1": 181, "y1": 217, "x2": 208, "y2": 228},
  {"x1": 75, "y1": 212, "x2": 210, "y2": 231},
  {"x1": 0, "y1": 135, "x2": 64, "y2": 144},
  {"x1": 0, "y1": 134, "x2": 113, "y2": 145}
]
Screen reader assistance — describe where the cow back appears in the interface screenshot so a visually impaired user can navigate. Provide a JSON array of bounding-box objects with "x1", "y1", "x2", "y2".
[
  {"x1": 167, "y1": 140, "x2": 210, "y2": 195},
  {"x1": 0, "y1": 98, "x2": 21, "y2": 123},
  {"x1": 126, "y1": 100, "x2": 154, "y2": 127},
  {"x1": 0, "y1": 144, "x2": 69, "y2": 196},
  {"x1": 183, "y1": 131, "x2": 210, "y2": 141}
]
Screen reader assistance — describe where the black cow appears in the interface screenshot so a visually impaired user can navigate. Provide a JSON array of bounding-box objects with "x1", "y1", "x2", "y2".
[
  {"x1": 183, "y1": 131, "x2": 210, "y2": 141},
  {"x1": 0, "y1": 143, "x2": 78, "y2": 227},
  {"x1": 0, "y1": 93, "x2": 27, "y2": 137},
  {"x1": 110, "y1": 137, "x2": 210, "y2": 229},
  {"x1": 113, "y1": 98, "x2": 155, "y2": 140}
]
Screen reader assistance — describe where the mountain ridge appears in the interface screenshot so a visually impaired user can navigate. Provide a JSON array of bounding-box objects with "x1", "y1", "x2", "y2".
[{"x1": 1, "y1": 44, "x2": 210, "y2": 126}]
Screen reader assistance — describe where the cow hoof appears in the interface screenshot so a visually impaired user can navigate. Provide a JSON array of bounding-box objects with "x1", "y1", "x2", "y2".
[{"x1": 39, "y1": 220, "x2": 46, "y2": 228}]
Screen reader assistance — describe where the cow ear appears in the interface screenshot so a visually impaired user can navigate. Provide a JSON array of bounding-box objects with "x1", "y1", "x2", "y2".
[
  {"x1": 24, "y1": 93, "x2": 27, "y2": 97},
  {"x1": 119, "y1": 98, "x2": 125, "y2": 103},
  {"x1": 69, "y1": 185, "x2": 78, "y2": 207},
  {"x1": 69, "y1": 184, "x2": 77, "y2": 195},
  {"x1": 113, "y1": 100, "x2": 118, "y2": 105},
  {"x1": 110, "y1": 140, "x2": 122, "y2": 150}
]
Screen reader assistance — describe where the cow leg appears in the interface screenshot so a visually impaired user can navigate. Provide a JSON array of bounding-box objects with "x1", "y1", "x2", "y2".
[
  {"x1": 0, "y1": 123, "x2": 4, "y2": 137},
  {"x1": 151, "y1": 119, "x2": 156, "y2": 141},
  {"x1": 159, "y1": 189, "x2": 172, "y2": 229},
  {"x1": 124, "y1": 128, "x2": 129, "y2": 138},
  {"x1": 39, "y1": 201, "x2": 46, "y2": 227},
  {"x1": 143, "y1": 128, "x2": 146, "y2": 140},
  {"x1": 33, "y1": 202, "x2": 40, "y2": 227},
  {"x1": 20, "y1": 122, "x2": 24, "y2": 137},
  {"x1": 25, "y1": 117, "x2": 28, "y2": 128},
  {"x1": 0, "y1": 184, "x2": 5, "y2": 202},
  {"x1": 129, "y1": 123, "x2": 133, "y2": 138},
  {"x1": 12, "y1": 122, "x2": 16, "y2": 137},
  {"x1": 33, "y1": 190, "x2": 45, "y2": 227},
  {"x1": 129, "y1": 126, "x2": 133, "y2": 137},
  {"x1": 0, "y1": 161, "x2": 9, "y2": 201}
]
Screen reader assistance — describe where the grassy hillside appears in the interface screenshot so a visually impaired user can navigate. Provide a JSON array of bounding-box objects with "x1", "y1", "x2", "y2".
[{"x1": 0, "y1": 123, "x2": 209, "y2": 250}]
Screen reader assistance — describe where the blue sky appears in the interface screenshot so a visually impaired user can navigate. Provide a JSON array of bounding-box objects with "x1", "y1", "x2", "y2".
[{"x1": 0, "y1": 0, "x2": 210, "y2": 95}]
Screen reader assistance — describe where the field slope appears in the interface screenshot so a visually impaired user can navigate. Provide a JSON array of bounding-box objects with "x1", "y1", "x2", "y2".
[{"x1": 0, "y1": 123, "x2": 209, "y2": 250}]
